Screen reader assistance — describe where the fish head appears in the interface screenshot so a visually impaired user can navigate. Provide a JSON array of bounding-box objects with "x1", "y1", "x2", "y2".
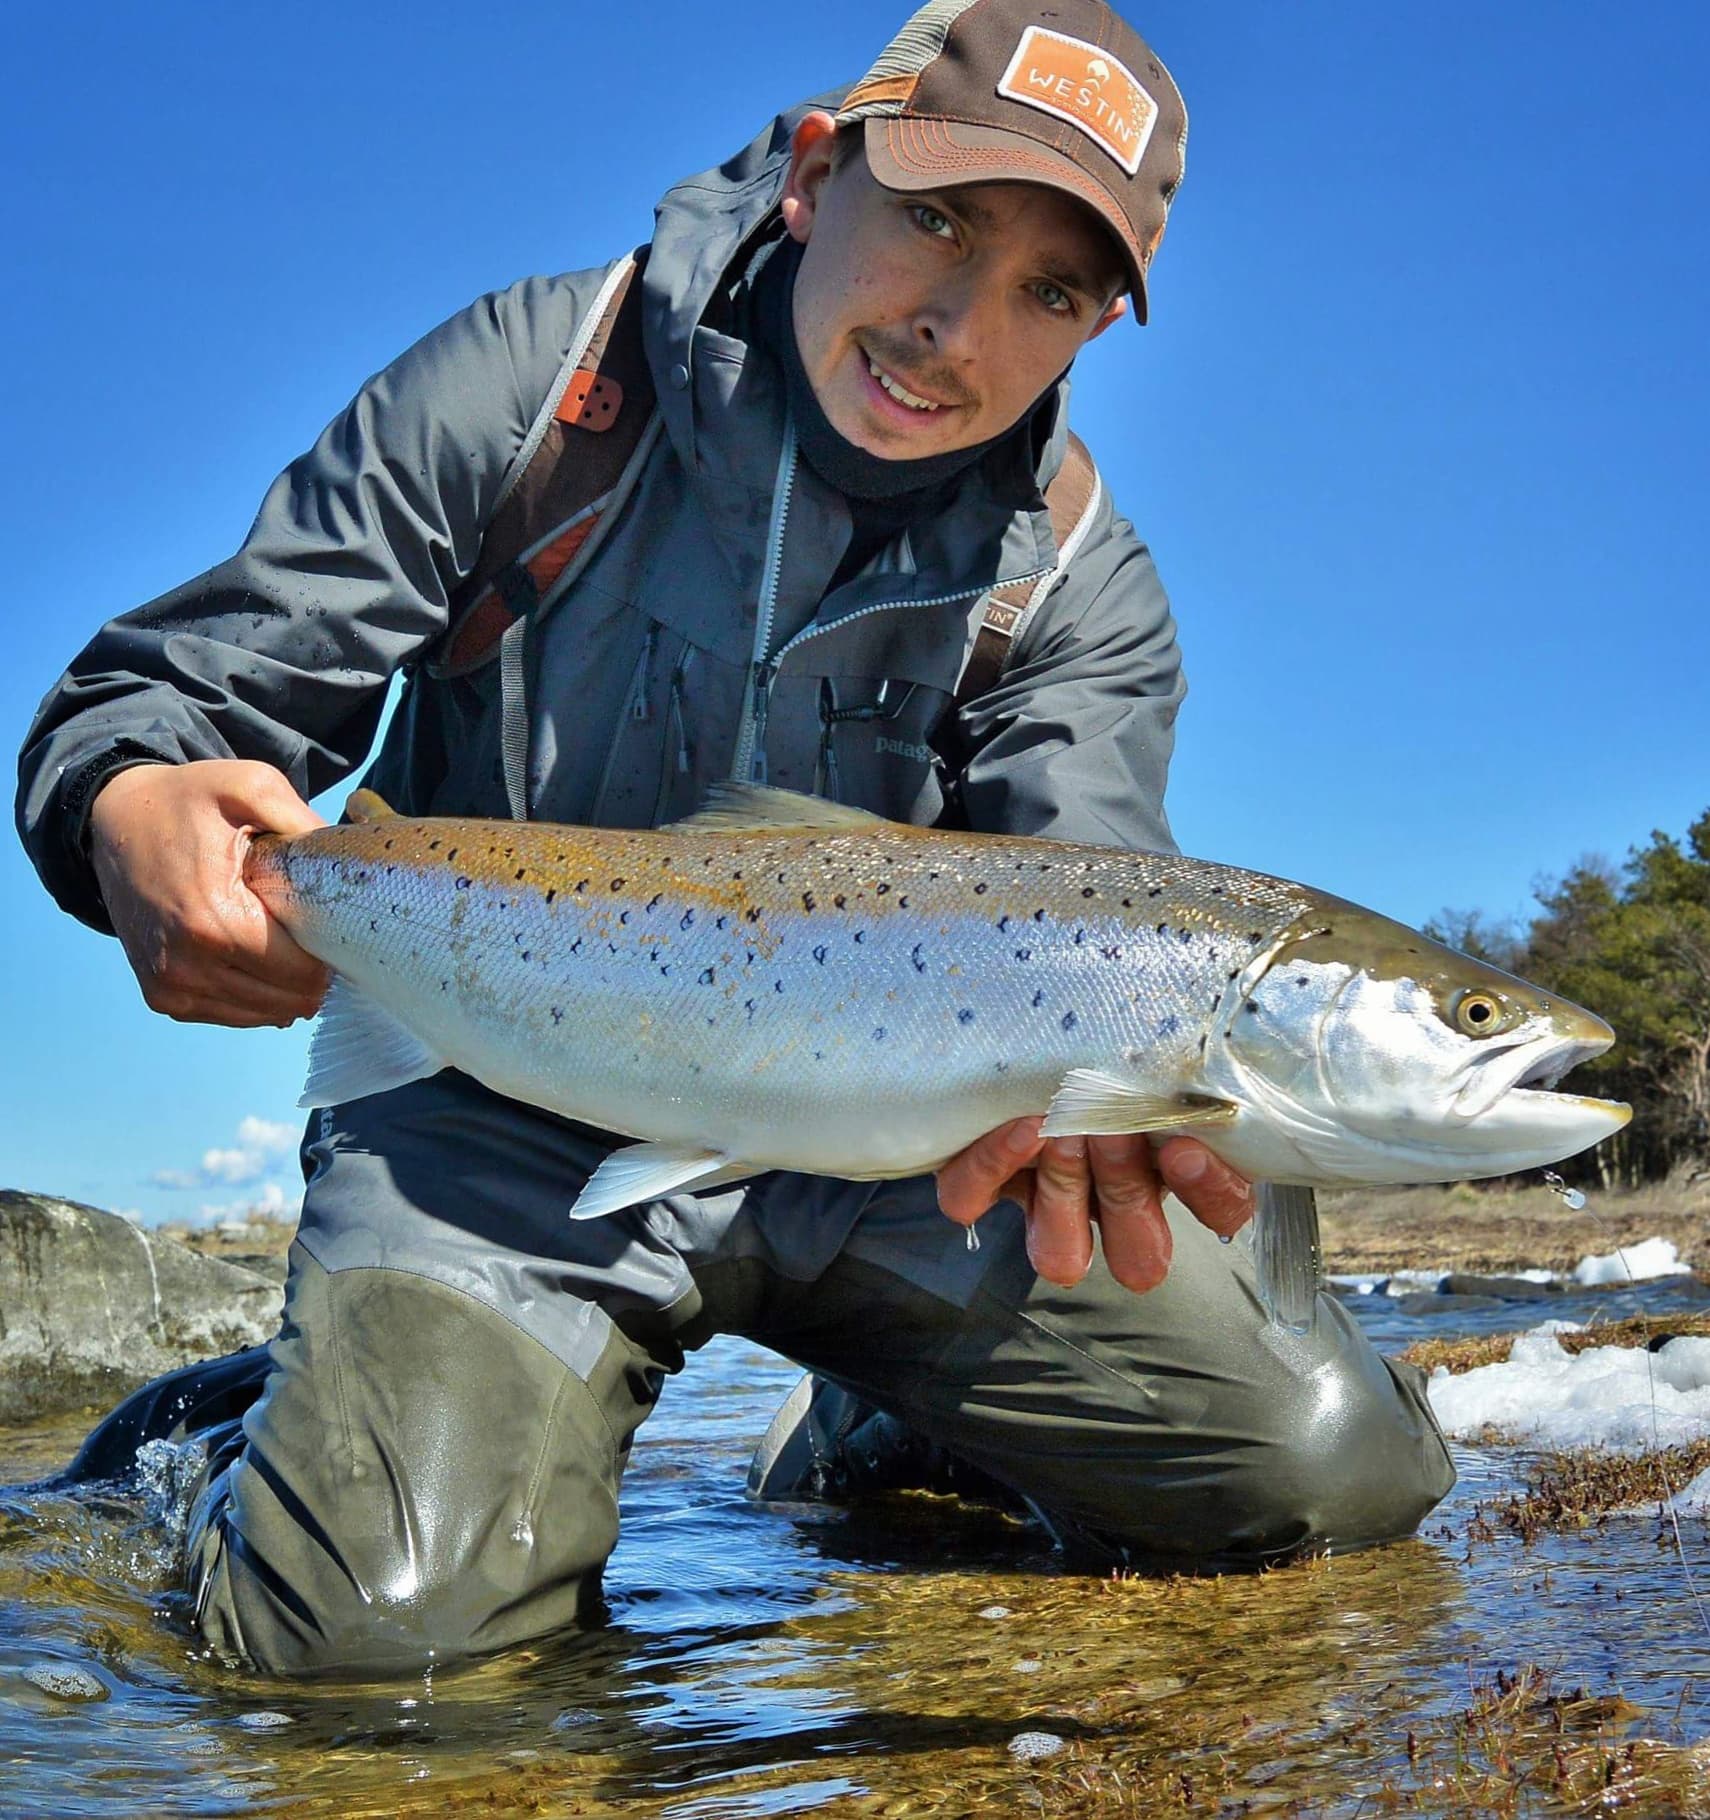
[{"x1": 1204, "y1": 902, "x2": 1631, "y2": 1184}]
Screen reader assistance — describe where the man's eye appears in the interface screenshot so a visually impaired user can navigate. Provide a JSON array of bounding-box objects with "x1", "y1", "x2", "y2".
[
  {"x1": 913, "y1": 206, "x2": 955, "y2": 240},
  {"x1": 1035, "y1": 282, "x2": 1074, "y2": 315}
]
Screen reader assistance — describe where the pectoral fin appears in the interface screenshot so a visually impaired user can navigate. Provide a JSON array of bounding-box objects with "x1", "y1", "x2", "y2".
[
  {"x1": 1042, "y1": 1069, "x2": 1239, "y2": 1138},
  {"x1": 1252, "y1": 1183, "x2": 1322, "y2": 1336},
  {"x1": 570, "y1": 1143, "x2": 755, "y2": 1220},
  {"x1": 300, "y1": 977, "x2": 448, "y2": 1108}
]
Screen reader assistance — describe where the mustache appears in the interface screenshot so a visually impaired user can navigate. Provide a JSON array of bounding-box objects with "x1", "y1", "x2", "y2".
[{"x1": 859, "y1": 335, "x2": 977, "y2": 410}]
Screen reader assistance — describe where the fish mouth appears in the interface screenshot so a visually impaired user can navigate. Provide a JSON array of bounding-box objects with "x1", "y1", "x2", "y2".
[{"x1": 1452, "y1": 1027, "x2": 1614, "y2": 1122}]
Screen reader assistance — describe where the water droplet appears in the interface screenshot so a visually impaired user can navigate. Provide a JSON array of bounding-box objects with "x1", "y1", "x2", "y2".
[
  {"x1": 1218, "y1": 1232, "x2": 1234, "y2": 1245},
  {"x1": 966, "y1": 1223, "x2": 982, "y2": 1253}
]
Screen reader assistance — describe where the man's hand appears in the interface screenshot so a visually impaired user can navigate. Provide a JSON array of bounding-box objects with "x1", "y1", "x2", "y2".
[
  {"x1": 936, "y1": 1120, "x2": 1254, "y2": 1293},
  {"x1": 89, "y1": 759, "x2": 331, "y2": 1028}
]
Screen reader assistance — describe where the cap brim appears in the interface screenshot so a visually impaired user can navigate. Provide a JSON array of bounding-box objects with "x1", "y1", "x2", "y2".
[{"x1": 861, "y1": 116, "x2": 1148, "y2": 324}]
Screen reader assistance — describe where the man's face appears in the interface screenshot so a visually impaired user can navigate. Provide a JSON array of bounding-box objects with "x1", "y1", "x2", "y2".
[{"x1": 781, "y1": 114, "x2": 1129, "y2": 460}]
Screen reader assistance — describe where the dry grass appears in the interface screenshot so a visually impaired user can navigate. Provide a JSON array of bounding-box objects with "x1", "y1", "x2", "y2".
[
  {"x1": 1400, "y1": 1309, "x2": 1710, "y2": 1375},
  {"x1": 1318, "y1": 1178, "x2": 1708, "y2": 1278}
]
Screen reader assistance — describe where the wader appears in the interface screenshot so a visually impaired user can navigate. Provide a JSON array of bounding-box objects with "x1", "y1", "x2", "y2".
[{"x1": 72, "y1": 1071, "x2": 1453, "y2": 1677}]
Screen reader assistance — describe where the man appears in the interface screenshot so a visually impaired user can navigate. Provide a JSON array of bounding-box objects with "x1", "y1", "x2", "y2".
[{"x1": 17, "y1": 0, "x2": 1453, "y2": 1677}]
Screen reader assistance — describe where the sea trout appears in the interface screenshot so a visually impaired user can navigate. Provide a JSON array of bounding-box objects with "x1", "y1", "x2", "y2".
[{"x1": 246, "y1": 785, "x2": 1630, "y2": 1327}]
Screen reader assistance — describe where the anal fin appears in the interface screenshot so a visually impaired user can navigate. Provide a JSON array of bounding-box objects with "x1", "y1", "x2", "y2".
[
  {"x1": 1253, "y1": 1183, "x2": 1322, "y2": 1335},
  {"x1": 570, "y1": 1143, "x2": 754, "y2": 1220},
  {"x1": 1042, "y1": 1069, "x2": 1238, "y2": 1138},
  {"x1": 301, "y1": 977, "x2": 448, "y2": 1108}
]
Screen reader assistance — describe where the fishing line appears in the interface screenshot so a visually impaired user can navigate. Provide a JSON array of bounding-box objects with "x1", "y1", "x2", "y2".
[{"x1": 1543, "y1": 1171, "x2": 1710, "y2": 1651}]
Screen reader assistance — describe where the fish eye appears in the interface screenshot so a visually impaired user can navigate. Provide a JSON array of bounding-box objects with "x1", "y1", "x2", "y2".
[{"x1": 1451, "y1": 990, "x2": 1507, "y2": 1038}]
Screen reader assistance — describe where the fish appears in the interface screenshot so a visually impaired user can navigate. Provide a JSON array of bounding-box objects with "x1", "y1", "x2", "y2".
[{"x1": 245, "y1": 785, "x2": 1631, "y2": 1330}]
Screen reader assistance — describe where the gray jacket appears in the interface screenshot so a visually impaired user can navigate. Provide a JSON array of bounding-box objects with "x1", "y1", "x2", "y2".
[{"x1": 17, "y1": 100, "x2": 1185, "y2": 934}]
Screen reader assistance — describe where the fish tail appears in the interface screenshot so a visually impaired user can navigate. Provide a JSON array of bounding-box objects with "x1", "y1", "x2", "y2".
[{"x1": 1252, "y1": 1183, "x2": 1322, "y2": 1335}]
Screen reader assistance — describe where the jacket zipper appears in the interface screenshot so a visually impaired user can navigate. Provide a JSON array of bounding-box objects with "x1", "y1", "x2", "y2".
[
  {"x1": 730, "y1": 420, "x2": 800, "y2": 784},
  {"x1": 730, "y1": 414, "x2": 1052, "y2": 784}
]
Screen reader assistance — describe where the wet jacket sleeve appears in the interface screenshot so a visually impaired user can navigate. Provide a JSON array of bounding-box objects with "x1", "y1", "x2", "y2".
[
  {"x1": 15, "y1": 272, "x2": 595, "y2": 931},
  {"x1": 954, "y1": 489, "x2": 1186, "y2": 858}
]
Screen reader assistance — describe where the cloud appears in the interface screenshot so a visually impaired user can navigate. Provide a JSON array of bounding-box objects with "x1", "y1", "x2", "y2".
[
  {"x1": 195, "y1": 1180, "x2": 302, "y2": 1227},
  {"x1": 151, "y1": 1113, "x2": 302, "y2": 1193}
]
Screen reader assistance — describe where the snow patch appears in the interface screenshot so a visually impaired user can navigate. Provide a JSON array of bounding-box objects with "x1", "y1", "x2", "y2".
[{"x1": 1571, "y1": 1237, "x2": 1692, "y2": 1285}]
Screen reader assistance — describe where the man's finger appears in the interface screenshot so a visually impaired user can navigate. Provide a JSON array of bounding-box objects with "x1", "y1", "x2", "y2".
[
  {"x1": 1088, "y1": 1133, "x2": 1172, "y2": 1292},
  {"x1": 1025, "y1": 1136, "x2": 1094, "y2": 1286},
  {"x1": 1157, "y1": 1138, "x2": 1255, "y2": 1238},
  {"x1": 148, "y1": 962, "x2": 328, "y2": 1028},
  {"x1": 937, "y1": 1117, "x2": 1045, "y2": 1224}
]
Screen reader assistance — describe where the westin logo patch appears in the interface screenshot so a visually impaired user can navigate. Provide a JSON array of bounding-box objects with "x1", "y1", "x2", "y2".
[{"x1": 996, "y1": 27, "x2": 1158, "y2": 176}]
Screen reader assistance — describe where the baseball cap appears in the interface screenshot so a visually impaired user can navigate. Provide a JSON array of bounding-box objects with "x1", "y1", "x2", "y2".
[{"x1": 836, "y1": 0, "x2": 1187, "y2": 323}]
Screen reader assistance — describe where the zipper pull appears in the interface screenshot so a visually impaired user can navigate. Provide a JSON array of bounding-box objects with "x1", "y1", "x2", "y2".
[{"x1": 750, "y1": 660, "x2": 774, "y2": 783}]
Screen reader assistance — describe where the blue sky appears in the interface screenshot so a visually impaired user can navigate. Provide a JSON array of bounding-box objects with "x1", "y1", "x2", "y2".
[{"x1": 3, "y1": 1, "x2": 1706, "y2": 1224}]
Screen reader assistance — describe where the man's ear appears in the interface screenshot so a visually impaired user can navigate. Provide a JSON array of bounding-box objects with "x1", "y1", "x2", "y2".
[
  {"x1": 1086, "y1": 293, "x2": 1130, "y2": 343},
  {"x1": 781, "y1": 111, "x2": 839, "y2": 246}
]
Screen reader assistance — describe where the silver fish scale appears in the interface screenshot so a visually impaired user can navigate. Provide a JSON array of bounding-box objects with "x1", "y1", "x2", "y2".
[{"x1": 273, "y1": 825, "x2": 1323, "y2": 1181}]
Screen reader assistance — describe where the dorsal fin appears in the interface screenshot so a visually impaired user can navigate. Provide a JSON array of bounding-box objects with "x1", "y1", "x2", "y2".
[
  {"x1": 660, "y1": 784, "x2": 890, "y2": 835},
  {"x1": 344, "y1": 789, "x2": 400, "y2": 825}
]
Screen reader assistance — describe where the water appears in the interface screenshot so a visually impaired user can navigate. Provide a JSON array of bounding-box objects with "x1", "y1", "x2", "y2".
[{"x1": 4, "y1": 1287, "x2": 1710, "y2": 1818}]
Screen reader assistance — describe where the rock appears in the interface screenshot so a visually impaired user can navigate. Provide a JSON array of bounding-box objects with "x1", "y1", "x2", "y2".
[
  {"x1": 1394, "y1": 1291, "x2": 1506, "y2": 1318},
  {"x1": 0, "y1": 1189, "x2": 283, "y2": 1425},
  {"x1": 1008, "y1": 1730, "x2": 1065, "y2": 1762},
  {"x1": 1442, "y1": 1273, "x2": 1563, "y2": 1300}
]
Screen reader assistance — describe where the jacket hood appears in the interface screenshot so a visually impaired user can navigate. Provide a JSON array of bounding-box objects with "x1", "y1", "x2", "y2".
[{"x1": 641, "y1": 93, "x2": 1073, "y2": 519}]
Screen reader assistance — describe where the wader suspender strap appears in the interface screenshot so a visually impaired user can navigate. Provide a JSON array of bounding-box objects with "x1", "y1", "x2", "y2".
[
  {"x1": 425, "y1": 251, "x2": 658, "y2": 819},
  {"x1": 929, "y1": 433, "x2": 1101, "y2": 812},
  {"x1": 953, "y1": 431, "x2": 1099, "y2": 711}
]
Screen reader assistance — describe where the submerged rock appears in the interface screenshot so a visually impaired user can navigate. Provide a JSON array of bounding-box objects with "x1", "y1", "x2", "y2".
[
  {"x1": 1008, "y1": 1730, "x2": 1065, "y2": 1762},
  {"x1": 0, "y1": 1189, "x2": 282, "y2": 1425},
  {"x1": 23, "y1": 1662, "x2": 109, "y2": 1701},
  {"x1": 1442, "y1": 1273, "x2": 1564, "y2": 1300}
]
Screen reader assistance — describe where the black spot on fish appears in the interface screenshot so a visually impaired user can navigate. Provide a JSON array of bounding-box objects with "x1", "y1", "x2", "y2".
[
  {"x1": 611, "y1": 877, "x2": 626, "y2": 891},
  {"x1": 384, "y1": 839, "x2": 394, "y2": 851},
  {"x1": 369, "y1": 918, "x2": 378, "y2": 932},
  {"x1": 620, "y1": 910, "x2": 631, "y2": 925},
  {"x1": 1156, "y1": 923, "x2": 1168, "y2": 936},
  {"x1": 958, "y1": 1009, "x2": 975, "y2": 1025},
  {"x1": 974, "y1": 882, "x2": 988, "y2": 895},
  {"x1": 1228, "y1": 969, "x2": 1240, "y2": 981},
  {"x1": 569, "y1": 937, "x2": 583, "y2": 954},
  {"x1": 876, "y1": 883, "x2": 890, "y2": 896},
  {"x1": 521, "y1": 951, "x2": 531, "y2": 963},
  {"x1": 898, "y1": 894, "x2": 910, "y2": 908},
  {"x1": 552, "y1": 1006, "x2": 562, "y2": 1024},
  {"x1": 515, "y1": 868, "x2": 527, "y2": 881},
  {"x1": 1102, "y1": 945, "x2": 1121, "y2": 960},
  {"x1": 646, "y1": 893, "x2": 663, "y2": 912},
  {"x1": 1294, "y1": 976, "x2": 1310, "y2": 988},
  {"x1": 1032, "y1": 990, "x2": 1046, "y2": 1008},
  {"x1": 1121, "y1": 898, "x2": 1133, "y2": 909},
  {"x1": 1250, "y1": 931, "x2": 1266, "y2": 944},
  {"x1": 1033, "y1": 908, "x2": 1047, "y2": 924},
  {"x1": 774, "y1": 980, "x2": 784, "y2": 992},
  {"x1": 1081, "y1": 887, "x2": 1096, "y2": 899},
  {"x1": 996, "y1": 1060, "x2": 1009, "y2": 1074},
  {"x1": 777, "y1": 872, "x2": 787, "y2": 885},
  {"x1": 813, "y1": 945, "x2": 827, "y2": 964},
  {"x1": 1015, "y1": 947, "x2": 1032, "y2": 961},
  {"x1": 997, "y1": 915, "x2": 1011, "y2": 932},
  {"x1": 456, "y1": 876, "x2": 471, "y2": 890},
  {"x1": 814, "y1": 1050, "x2": 823, "y2": 1062},
  {"x1": 1198, "y1": 1033, "x2": 1208, "y2": 1052},
  {"x1": 680, "y1": 909, "x2": 695, "y2": 931},
  {"x1": 746, "y1": 908, "x2": 761, "y2": 922},
  {"x1": 716, "y1": 915, "x2": 729, "y2": 931},
  {"x1": 575, "y1": 879, "x2": 588, "y2": 894},
  {"x1": 1074, "y1": 929, "x2": 1086, "y2": 946},
  {"x1": 872, "y1": 1027, "x2": 887, "y2": 1041},
  {"x1": 911, "y1": 944, "x2": 927, "y2": 973},
  {"x1": 1061, "y1": 1011, "x2": 1078, "y2": 1030},
  {"x1": 803, "y1": 892, "x2": 816, "y2": 912},
  {"x1": 1179, "y1": 929, "x2": 1192, "y2": 944},
  {"x1": 834, "y1": 894, "x2": 847, "y2": 909},
  {"x1": 1245, "y1": 1001, "x2": 1259, "y2": 1015},
  {"x1": 1211, "y1": 885, "x2": 1223, "y2": 896},
  {"x1": 699, "y1": 966, "x2": 716, "y2": 985},
  {"x1": 446, "y1": 850, "x2": 458, "y2": 863},
  {"x1": 745, "y1": 999, "x2": 757, "y2": 1019},
  {"x1": 1157, "y1": 1015, "x2": 1180, "y2": 1037},
  {"x1": 440, "y1": 979, "x2": 449, "y2": 993},
  {"x1": 545, "y1": 888, "x2": 557, "y2": 905},
  {"x1": 429, "y1": 839, "x2": 441, "y2": 851},
  {"x1": 1148, "y1": 886, "x2": 1162, "y2": 898},
  {"x1": 854, "y1": 930, "x2": 867, "y2": 944},
  {"x1": 607, "y1": 942, "x2": 618, "y2": 954}
]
